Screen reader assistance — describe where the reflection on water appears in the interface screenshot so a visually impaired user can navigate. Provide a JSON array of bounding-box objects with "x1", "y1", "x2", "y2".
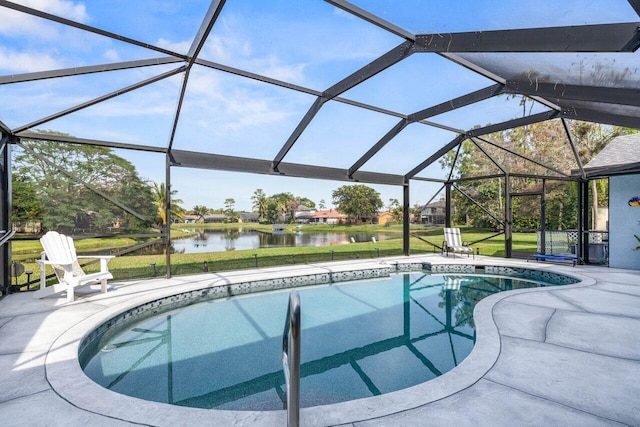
[
  {"x1": 134, "y1": 229, "x2": 394, "y2": 255},
  {"x1": 80, "y1": 273, "x2": 547, "y2": 410}
]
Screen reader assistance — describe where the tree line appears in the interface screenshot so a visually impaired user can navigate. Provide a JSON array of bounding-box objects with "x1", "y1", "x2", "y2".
[
  {"x1": 15, "y1": 120, "x2": 632, "y2": 235},
  {"x1": 11, "y1": 134, "x2": 389, "y2": 233},
  {"x1": 440, "y1": 120, "x2": 636, "y2": 230}
]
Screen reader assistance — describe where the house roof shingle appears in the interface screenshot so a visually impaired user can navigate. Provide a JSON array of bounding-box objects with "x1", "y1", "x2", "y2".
[{"x1": 582, "y1": 133, "x2": 640, "y2": 178}]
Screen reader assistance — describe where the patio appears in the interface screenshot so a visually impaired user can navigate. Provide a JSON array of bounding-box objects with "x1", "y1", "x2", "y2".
[
  {"x1": 1, "y1": 1, "x2": 639, "y2": 425},
  {"x1": 0, "y1": 255, "x2": 638, "y2": 426}
]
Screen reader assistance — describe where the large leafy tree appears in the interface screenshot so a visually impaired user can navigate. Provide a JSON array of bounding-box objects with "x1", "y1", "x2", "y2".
[
  {"x1": 270, "y1": 192, "x2": 293, "y2": 223},
  {"x1": 254, "y1": 191, "x2": 316, "y2": 223},
  {"x1": 332, "y1": 184, "x2": 383, "y2": 223},
  {"x1": 264, "y1": 198, "x2": 280, "y2": 224},
  {"x1": 296, "y1": 197, "x2": 316, "y2": 209},
  {"x1": 388, "y1": 198, "x2": 402, "y2": 222},
  {"x1": 12, "y1": 175, "x2": 42, "y2": 225},
  {"x1": 13, "y1": 133, "x2": 156, "y2": 233},
  {"x1": 439, "y1": 120, "x2": 633, "y2": 229}
]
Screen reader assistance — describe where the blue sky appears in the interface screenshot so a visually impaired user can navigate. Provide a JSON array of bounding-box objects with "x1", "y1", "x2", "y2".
[{"x1": 1, "y1": 0, "x2": 638, "y2": 211}]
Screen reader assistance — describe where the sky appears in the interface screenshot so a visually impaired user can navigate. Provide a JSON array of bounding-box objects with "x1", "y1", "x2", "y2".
[{"x1": 1, "y1": 0, "x2": 638, "y2": 211}]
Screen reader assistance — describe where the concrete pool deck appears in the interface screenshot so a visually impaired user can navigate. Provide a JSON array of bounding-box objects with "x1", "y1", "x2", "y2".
[{"x1": 0, "y1": 254, "x2": 638, "y2": 426}]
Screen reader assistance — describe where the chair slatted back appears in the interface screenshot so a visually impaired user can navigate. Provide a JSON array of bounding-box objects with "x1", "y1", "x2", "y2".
[
  {"x1": 443, "y1": 275, "x2": 461, "y2": 291},
  {"x1": 40, "y1": 231, "x2": 75, "y2": 265},
  {"x1": 40, "y1": 231, "x2": 85, "y2": 281},
  {"x1": 444, "y1": 227, "x2": 463, "y2": 247}
]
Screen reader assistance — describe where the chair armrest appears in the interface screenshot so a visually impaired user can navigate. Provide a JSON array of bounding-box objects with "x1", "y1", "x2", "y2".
[
  {"x1": 77, "y1": 255, "x2": 114, "y2": 273},
  {"x1": 77, "y1": 255, "x2": 115, "y2": 260},
  {"x1": 36, "y1": 259, "x2": 72, "y2": 267},
  {"x1": 36, "y1": 259, "x2": 73, "y2": 291}
]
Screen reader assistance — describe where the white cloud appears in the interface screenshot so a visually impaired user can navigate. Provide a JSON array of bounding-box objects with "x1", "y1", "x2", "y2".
[
  {"x1": 196, "y1": 33, "x2": 250, "y2": 64},
  {"x1": 197, "y1": 33, "x2": 308, "y2": 85},
  {"x1": 19, "y1": 0, "x2": 87, "y2": 21},
  {"x1": 85, "y1": 74, "x2": 184, "y2": 118},
  {"x1": 103, "y1": 49, "x2": 120, "y2": 62},
  {"x1": 156, "y1": 38, "x2": 191, "y2": 55},
  {"x1": 0, "y1": 8, "x2": 57, "y2": 39},
  {"x1": 0, "y1": 0, "x2": 88, "y2": 39},
  {"x1": 218, "y1": 94, "x2": 290, "y2": 131},
  {"x1": 332, "y1": 6, "x2": 355, "y2": 19},
  {"x1": 249, "y1": 54, "x2": 308, "y2": 84},
  {"x1": 89, "y1": 97, "x2": 175, "y2": 118},
  {"x1": 0, "y1": 47, "x2": 64, "y2": 72},
  {"x1": 182, "y1": 69, "x2": 295, "y2": 130}
]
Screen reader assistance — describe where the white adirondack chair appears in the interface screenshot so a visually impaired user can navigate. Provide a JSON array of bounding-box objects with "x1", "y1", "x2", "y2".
[
  {"x1": 443, "y1": 227, "x2": 474, "y2": 258},
  {"x1": 34, "y1": 231, "x2": 114, "y2": 302}
]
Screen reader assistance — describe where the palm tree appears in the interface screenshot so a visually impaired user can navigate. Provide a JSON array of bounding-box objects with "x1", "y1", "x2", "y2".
[
  {"x1": 251, "y1": 189, "x2": 268, "y2": 221},
  {"x1": 224, "y1": 198, "x2": 239, "y2": 222},
  {"x1": 272, "y1": 192, "x2": 293, "y2": 223},
  {"x1": 152, "y1": 182, "x2": 186, "y2": 225},
  {"x1": 191, "y1": 205, "x2": 209, "y2": 223}
]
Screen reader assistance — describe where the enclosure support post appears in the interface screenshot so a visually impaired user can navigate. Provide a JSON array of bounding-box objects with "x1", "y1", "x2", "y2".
[
  {"x1": 165, "y1": 153, "x2": 171, "y2": 278},
  {"x1": 403, "y1": 179, "x2": 410, "y2": 256},
  {"x1": 540, "y1": 179, "x2": 546, "y2": 253},
  {"x1": 445, "y1": 183, "x2": 452, "y2": 227},
  {"x1": 504, "y1": 173, "x2": 512, "y2": 258},
  {"x1": 0, "y1": 133, "x2": 12, "y2": 296},
  {"x1": 579, "y1": 180, "x2": 589, "y2": 264},
  {"x1": 403, "y1": 274, "x2": 410, "y2": 337}
]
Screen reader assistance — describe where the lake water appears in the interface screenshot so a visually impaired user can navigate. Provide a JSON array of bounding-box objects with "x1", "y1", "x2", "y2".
[{"x1": 169, "y1": 229, "x2": 394, "y2": 253}]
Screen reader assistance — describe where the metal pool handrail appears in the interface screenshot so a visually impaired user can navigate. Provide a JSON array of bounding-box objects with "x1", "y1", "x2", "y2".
[{"x1": 282, "y1": 290, "x2": 301, "y2": 427}]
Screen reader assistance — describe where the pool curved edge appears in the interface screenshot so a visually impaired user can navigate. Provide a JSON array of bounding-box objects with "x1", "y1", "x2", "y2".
[{"x1": 44, "y1": 262, "x2": 596, "y2": 427}]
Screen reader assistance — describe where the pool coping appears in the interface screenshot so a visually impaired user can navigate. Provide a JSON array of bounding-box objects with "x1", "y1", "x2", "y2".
[{"x1": 43, "y1": 257, "x2": 596, "y2": 426}]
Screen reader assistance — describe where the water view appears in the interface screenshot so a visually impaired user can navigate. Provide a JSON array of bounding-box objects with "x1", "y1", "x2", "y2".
[{"x1": 169, "y1": 228, "x2": 394, "y2": 254}]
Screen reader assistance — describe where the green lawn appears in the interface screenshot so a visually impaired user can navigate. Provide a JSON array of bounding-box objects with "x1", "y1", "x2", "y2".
[{"x1": 9, "y1": 225, "x2": 538, "y2": 291}]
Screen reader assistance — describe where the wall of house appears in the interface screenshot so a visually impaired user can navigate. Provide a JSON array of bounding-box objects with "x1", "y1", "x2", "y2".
[{"x1": 609, "y1": 174, "x2": 640, "y2": 270}]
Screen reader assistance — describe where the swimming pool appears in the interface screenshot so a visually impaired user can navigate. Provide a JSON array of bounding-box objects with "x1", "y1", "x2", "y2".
[{"x1": 80, "y1": 270, "x2": 576, "y2": 411}]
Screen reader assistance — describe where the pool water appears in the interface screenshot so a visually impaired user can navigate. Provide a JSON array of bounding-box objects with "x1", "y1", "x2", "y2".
[{"x1": 80, "y1": 273, "x2": 554, "y2": 410}]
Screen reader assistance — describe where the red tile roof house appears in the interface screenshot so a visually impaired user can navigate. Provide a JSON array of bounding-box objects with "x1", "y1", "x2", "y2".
[{"x1": 310, "y1": 209, "x2": 346, "y2": 224}]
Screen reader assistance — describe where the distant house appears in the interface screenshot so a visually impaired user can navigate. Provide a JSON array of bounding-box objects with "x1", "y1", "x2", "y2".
[
  {"x1": 238, "y1": 212, "x2": 260, "y2": 223},
  {"x1": 182, "y1": 214, "x2": 199, "y2": 223},
  {"x1": 12, "y1": 221, "x2": 41, "y2": 233},
  {"x1": 376, "y1": 211, "x2": 395, "y2": 226},
  {"x1": 419, "y1": 200, "x2": 448, "y2": 225},
  {"x1": 203, "y1": 214, "x2": 226, "y2": 223},
  {"x1": 294, "y1": 205, "x2": 316, "y2": 223},
  {"x1": 310, "y1": 209, "x2": 346, "y2": 225}
]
